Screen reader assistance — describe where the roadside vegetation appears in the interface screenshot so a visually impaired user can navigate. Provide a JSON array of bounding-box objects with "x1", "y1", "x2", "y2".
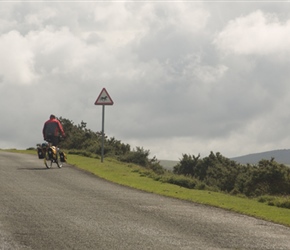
[{"x1": 21, "y1": 116, "x2": 290, "y2": 226}]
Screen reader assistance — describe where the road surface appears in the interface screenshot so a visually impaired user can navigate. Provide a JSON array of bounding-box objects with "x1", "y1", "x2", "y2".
[{"x1": 1, "y1": 151, "x2": 290, "y2": 250}]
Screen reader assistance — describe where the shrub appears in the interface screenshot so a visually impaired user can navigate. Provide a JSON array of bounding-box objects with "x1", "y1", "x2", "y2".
[
  {"x1": 119, "y1": 147, "x2": 150, "y2": 167},
  {"x1": 159, "y1": 175, "x2": 197, "y2": 189},
  {"x1": 277, "y1": 200, "x2": 290, "y2": 209}
]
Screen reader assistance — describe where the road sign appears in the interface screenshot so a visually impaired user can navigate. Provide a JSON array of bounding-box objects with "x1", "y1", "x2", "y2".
[
  {"x1": 94, "y1": 88, "x2": 114, "y2": 105},
  {"x1": 94, "y1": 88, "x2": 114, "y2": 163}
]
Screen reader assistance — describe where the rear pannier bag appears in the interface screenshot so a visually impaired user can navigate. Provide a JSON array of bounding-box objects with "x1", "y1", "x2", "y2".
[
  {"x1": 37, "y1": 147, "x2": 44, "y2": 159},
  {"x1": 59, "y1": 152, "x2": 67, "y2": 162}
]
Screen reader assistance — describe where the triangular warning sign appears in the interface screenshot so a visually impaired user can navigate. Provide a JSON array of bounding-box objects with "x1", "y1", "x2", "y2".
[{"x1": 94, "y1": 88, "x2": 114, "y2": 105}]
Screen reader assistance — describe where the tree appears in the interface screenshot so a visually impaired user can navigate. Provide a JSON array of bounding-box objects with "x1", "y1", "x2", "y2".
[
  {"x1": 173, "y1": 154, "x2": 200, "y2": 177},
  {"x1": 243, "y1": 159, "x2": 290, "y2": 196}
]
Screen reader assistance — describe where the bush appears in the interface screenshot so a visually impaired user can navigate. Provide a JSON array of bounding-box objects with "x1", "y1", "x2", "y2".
[
  {"x1": 257, "y1": 195, "x2": 290, "y2": 209},
  {"x1": 257, "y1": 195, "x2": 275, "y2": 203},
  {"x1": 277, "y1": 200, "x2": 290, "y2": 209},
  {"x1": 174, "y1": 153, "x2": 290, "y2": 197},
  {"x1": 159, "y1": 175, "x2": 197, "y2": 189},
  {"x1": 119, "y1": 147, "x2": 150, "y2": 167},
  {"x1": 68, "y1": 150, "x2": 100, "y2": 159}
]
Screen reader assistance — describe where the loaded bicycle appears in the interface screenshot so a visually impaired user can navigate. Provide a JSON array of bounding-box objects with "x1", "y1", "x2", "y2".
[{"x1": 37, "y1": 138, "x2": 66, "y2": 169}]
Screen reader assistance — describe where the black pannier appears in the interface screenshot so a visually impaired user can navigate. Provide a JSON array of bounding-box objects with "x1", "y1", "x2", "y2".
[
  {"x1": 36, "y1": 142, "x2": 48, "y2": 159},
  {"x1": 59, "y1": 152, "x2": 67, "y2": 162},
  {"x1": 37, "y1": 147, "x2": 44, "y2": 159}
]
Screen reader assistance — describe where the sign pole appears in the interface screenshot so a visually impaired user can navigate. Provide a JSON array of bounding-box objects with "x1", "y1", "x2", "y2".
[
  {"x1": 101, "y1": 105, "x2": 105, "y2": 163},
  {"x1": 94, "y1": 88, "x2": 114, "y2": 163}
]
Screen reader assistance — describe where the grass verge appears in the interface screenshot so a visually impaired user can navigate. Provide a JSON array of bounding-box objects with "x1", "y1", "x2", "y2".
[{"x1": 5, "y1": 149, "x2": 290, "y2": 227}]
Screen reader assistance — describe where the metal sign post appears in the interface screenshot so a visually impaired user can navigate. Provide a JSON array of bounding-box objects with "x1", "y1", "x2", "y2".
[
  {"x1": 101, "y1": 105, "x2": 105, "y2": 162},
  {"x1": 94, "y1": 88, "x2": 114, "y2": 163}
]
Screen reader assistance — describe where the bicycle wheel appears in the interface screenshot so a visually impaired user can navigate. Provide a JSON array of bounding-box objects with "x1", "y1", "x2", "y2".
[
  {"x1": 44, "y1": 158, "x2": 52, "y2": 169},
  {"x1": 44, "y1": 152, "x2": 52, "y2": 169},
  {"x1": 56, "y1": 159, "x2": 62, "y2": 168},
  {"x1": 54, "y1": 152, "x2": 62, "y2": 168}
]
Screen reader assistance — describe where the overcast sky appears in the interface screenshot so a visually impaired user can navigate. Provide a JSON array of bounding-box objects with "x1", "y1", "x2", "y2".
[{"x1": 1, "y1": 1, "x2": 290, "y2": 160}]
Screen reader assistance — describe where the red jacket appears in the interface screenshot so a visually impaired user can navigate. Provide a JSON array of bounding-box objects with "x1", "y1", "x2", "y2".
[{"x1": 43, "y1": 118, "x2": 65, "y2": 138}]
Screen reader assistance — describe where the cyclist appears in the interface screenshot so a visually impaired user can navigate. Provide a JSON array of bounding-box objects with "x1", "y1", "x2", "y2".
[{"x1": 43, "y1": 114, "x2": 65, "y2": 146}]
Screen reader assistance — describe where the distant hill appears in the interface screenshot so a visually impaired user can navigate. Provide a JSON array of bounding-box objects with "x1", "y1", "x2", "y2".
[
  {"x1": 159, "y1": 160, "x2": 178, "y2": 170},
  {"x1": 231, "y1": 149, "x2": 290, "y2": 165},
  {"x1": 160, "y1": 149, "x2": 290, "y2": 170}
]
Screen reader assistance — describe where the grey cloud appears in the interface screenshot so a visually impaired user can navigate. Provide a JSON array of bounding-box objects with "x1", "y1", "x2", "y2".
[{"x1": 0, "y1": 2, "x2": 290, "y2": 160}]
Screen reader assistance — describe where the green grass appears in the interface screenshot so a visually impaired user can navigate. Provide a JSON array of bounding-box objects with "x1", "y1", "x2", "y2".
[{"x1": 4, "y1": 149, "x2": 290, "y2": 227}]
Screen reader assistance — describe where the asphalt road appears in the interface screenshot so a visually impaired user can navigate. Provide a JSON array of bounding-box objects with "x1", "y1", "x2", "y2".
[{"x1": 1, "y1": 151, "x2": 290, "y2": 250}]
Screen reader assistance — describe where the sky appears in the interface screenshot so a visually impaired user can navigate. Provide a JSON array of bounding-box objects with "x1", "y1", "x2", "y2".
[{"x1": 1, "y1": 0, "x2": 290, "y2": 161}]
